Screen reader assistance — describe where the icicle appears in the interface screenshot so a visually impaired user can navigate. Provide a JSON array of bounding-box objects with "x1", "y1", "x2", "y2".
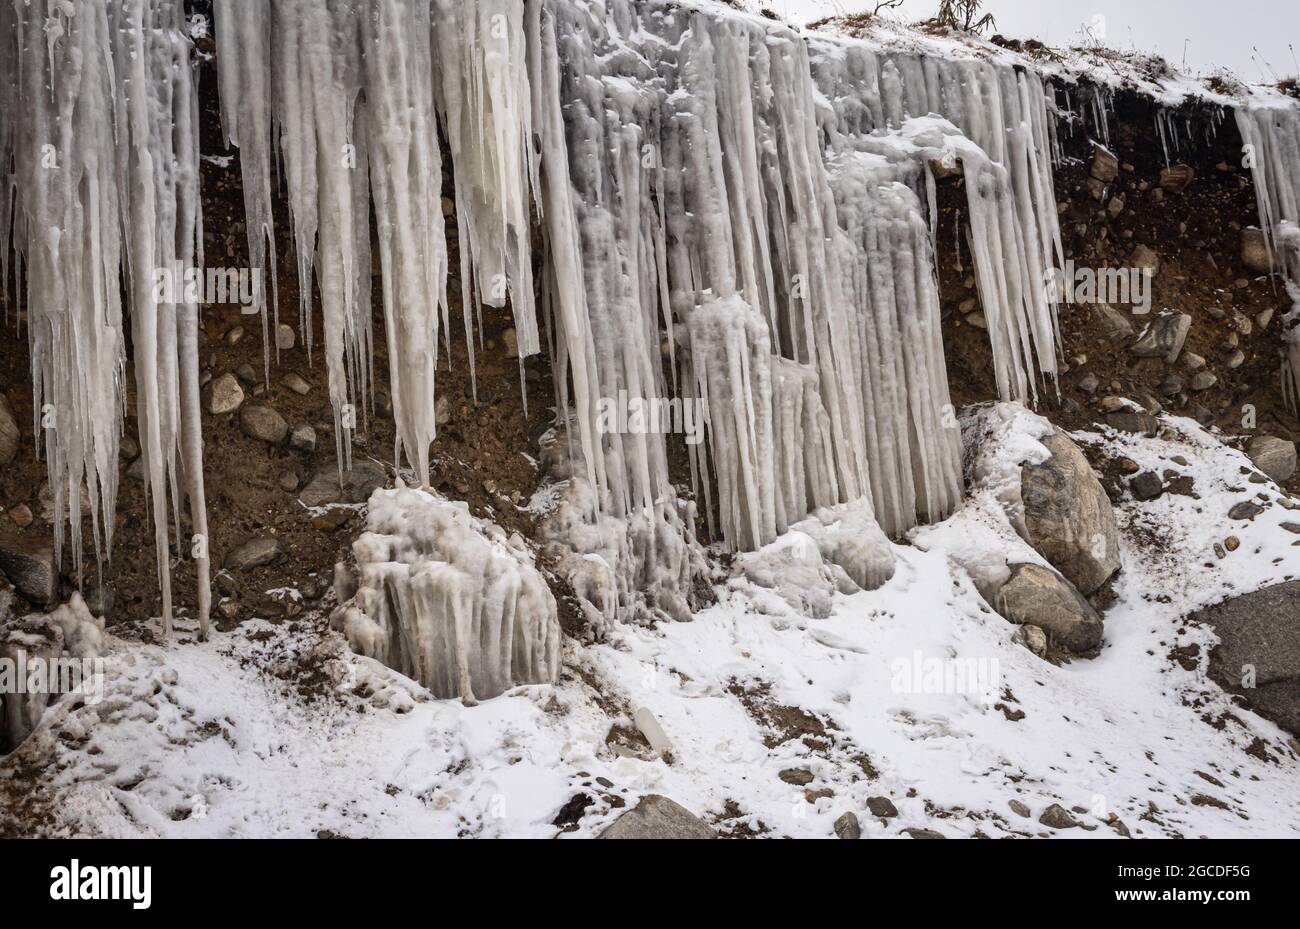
[{"x1": 2, "y1": 0, "x2": 209, "y2": 634}]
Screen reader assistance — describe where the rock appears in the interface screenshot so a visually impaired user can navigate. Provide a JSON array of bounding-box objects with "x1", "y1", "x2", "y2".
[
  {"x1": 283, "y1": 372, "x2": 311, "y2": 395},
  {"x1": 1008, "y1": 799, "x2": 1031, "y2": 818},
  {"x1": 1130, "y1": 244, "x2": 1160, "y2": 276},
  {"x1": 120, "y1": 434, "x2": 140, "y2": 461},
  {"x1": 779, "y1": 767, "x2": 815, "y2": 786},
  {"x1": 995, "y1": 563, "x2": 1104, "y2": 654},
  {"x1": 1225, "y1": 350, "x2": 1245, "y2": 369},
  {"x1": 289, "y1": 424, "x2": 317, "y2": 453},
  {"x1": 866, "y1": 796, "x2": 898, "y2": 819},
  {"x1": 1023, "y1": 624, "x2": 1048, "y2": 656},
  {"x1": 1089, "y1": 143, "x2": 1119, "y2": 183},
  {"x1": 1130, "y1": 471, "x2": 1164, "y2": 501},
  {"x1": 83, "y1": 582, "x2": 114, "y2": 618},
  {"x1": 964, "y1": 311, "x2": 987, "y2": 329},
  {"x1": 833, "y1": 811, "x2": 861, "y2": 839},
  {"x1": 502, "y1": 328, "x2": 518, "y2": 358},
  {"x1": 1130, "y1": 312, "x2": 1191, "y2": 363},
  {"x1": 1192, "y1": 582, "x2": 1300, "y2": 736},
  {"x1": 1183, "y1": 352, "x2": 1206, "y2": 371},
  {"x1": 1257, "y1": 308, "x2": 1275, "y2": 330},
  {"x1": 0, "y1": 396, "x2": 18, "y2": 466},
  {"x1": 1241, "y1": 227, "x2": 1272, "y2": 274},
  {"x1": 1224, "y1": 535, "x2": 1240, "y2": 552},
  {"x1": 298, "y1": 459, "x2": 387, "y2": 507},
  {"x1": 0, "y1": 538, "x2": 57, "y2": 605},
  {"x1": 1246, "y1": 435, "x2": 1296, "y2": 483},
  {"x1": 203, "y1": 372, "x2": 245, "y2": 415},
  {"x1": 1077, "y1": 373, "x2": 1099, "y2": 394},
  {"x1": 1228, "y1": 501, "x2": 1263, "y2": 521},
  {"x1": 1038, "y1": 803, "x2": 1080, "y2": 829},
  {"x1": 240, "y1": 405, "x2": 288, "y2": 444},
  {"x1": 1159, "y1": 164, "x2": 1195, "y2": 193},
  {"x1": 275, "y1": 324, "x2": 296, "y2": 350},
  {"x1": 234, "y1": 363, "x2": 258, "y2": 386},
  {"x1": 1190, "y1": 371, "x2": 1217, "y2": 391},
  {"x1": 222, "y1": 537, "x2": 287, "y2": 572},
  {"x1": 435, "y1": 393, "x2": 451, "y2": 428},
  {"x1": 279, "y1": 471, "x2": 299, "y2": 493},
  {"x1": 1106, "y1": 411, "x2": 1159, "y2": 436},
  {"x1": 225, "y1": 325, "x2": 245, "y2": 347},
  {"x1": 8, "y1": 504, "x2": 33, "y2": 529},
  {"x1": 1093, "y1": 303, "x2": 1134, "y2": 344},
  {"x1": 596, "y1": 795, "x2": 715, "y2": 839},
  {"x1": 901, "y1": 828, "x2": 945, "y2": 839},
  {"x1": 1020, "y1": 430, "x2": 1120, "y2": 595},
  {"x1": 1106, "y1": 195, "x2": 1125, "y2": 218}
]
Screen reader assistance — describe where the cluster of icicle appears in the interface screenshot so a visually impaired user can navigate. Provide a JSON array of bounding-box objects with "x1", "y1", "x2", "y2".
[
  {"x1": 331, "y1": 485, "x2": 560, "y2": 703},
  {"x1": 0, "y1": 0, "x2": 210, "y2": 637},
  {"x1": 1235, "y1": 99, "x2": 1300, "y2": 407}
]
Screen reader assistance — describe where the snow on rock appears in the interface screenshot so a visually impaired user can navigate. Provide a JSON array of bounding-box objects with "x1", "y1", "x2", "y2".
[{"x1": 331, "y1": 485, "x2": 560, "y2": 703}]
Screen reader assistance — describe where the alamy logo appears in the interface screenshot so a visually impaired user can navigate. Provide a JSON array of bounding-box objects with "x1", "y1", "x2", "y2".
[
  {"x1": 49, "y1": 860, "x2": 151, "y2": 910},
  {"x1": 151, "y1": 262, "x2": 262, "y2": 314},
  {"x1": 1045, "y1": 260, "x2": 1152, "y2": 315},
  {"x1": 890, "y1": 650, "x2": 1001, "y2": 704},
  {"x1": 595, "y1": 390, "x2": 705, "y2": 446}
]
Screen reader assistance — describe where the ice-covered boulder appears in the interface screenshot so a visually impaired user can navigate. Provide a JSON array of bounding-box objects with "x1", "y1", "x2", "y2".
[{"x1": 332, "y1": 486, "x2": 560, "y2": 704}]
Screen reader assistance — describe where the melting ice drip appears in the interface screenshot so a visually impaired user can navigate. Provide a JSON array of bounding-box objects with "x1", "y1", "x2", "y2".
[
  {"x1": 1236, "y1": 100, "x2": 1300, "y2": 407},
  {"x1": 0, "y1": 0, "x2": 210, "y2": 637}
]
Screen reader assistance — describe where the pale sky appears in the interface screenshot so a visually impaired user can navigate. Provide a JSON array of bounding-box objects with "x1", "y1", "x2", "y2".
[{"x1": 768, "y1": 0, "x2": 1298, "y2": 80}]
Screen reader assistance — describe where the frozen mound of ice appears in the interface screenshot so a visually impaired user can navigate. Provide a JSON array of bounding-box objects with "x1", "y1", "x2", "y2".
[
  {"x1": 790, "y1": 500, "x2": 896, "y2": 592},
  {"x1": 535, "y1": 423, "x2": 708, "y2": 637},
  {"x1": 332, "y1": 486, "x2": 560, "y2": 704},
  {"x1": 1, "y1": 593, "x2": 105, "y2": 755}
]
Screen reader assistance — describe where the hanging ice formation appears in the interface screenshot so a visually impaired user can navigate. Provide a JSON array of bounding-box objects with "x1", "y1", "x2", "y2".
[
  {"x1": 0, "y1": 0, "x2": 210, "y2": 637},
  {"x1": 1235, "y1": 98, "x2": 1300, "y2": 406}
]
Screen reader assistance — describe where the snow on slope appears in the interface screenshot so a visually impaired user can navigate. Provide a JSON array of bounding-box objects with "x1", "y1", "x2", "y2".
[{"x1": 7, "y1": 410, "x2": 1299, "y2": 838}]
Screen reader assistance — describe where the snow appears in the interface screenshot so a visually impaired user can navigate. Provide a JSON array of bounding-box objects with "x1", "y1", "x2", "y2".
[{"x1": 9, "y1": 409, "x2": 1300, "y2": 838}]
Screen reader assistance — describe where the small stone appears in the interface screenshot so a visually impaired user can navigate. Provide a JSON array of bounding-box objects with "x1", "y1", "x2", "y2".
[
  {"x1": 234, "y1": 364, "x2": 258, "y2": 386},
  {"x1": 597, "y1": 795, "x2": 715, "y2": 840},
  {"x1": 283, "y1": 372, "x2": 311, "y2": 395},
  {"x1": 222, "y1": 537, "x2": 287, "y2": 572},
  {"x1": 1224, "y1": 536, "x2": 1241, "y2": 552},
  {"x1": 240, "y1": 405, "x2": 289, "y2": 444},
  {"x1": 1130, "y1": 471, "x2": 1164, "y2": 501},
  {"x1": 1024, "y1": 624, "x2": 1048, "y2": 657},
  {"x1": 964, "y1": 311, "x2": 987, "y2": 329},
  {"x1": 1009, "y1": 799, "x2": 1032, "y2": 818},
  {"x1": 833, "y1": 811, "x2": 861, "y2": 839},
  {"x1": 1130, "y1": 312, "x2": 1190, "y2": 364},
  {"x1": 1241, "y1": 227, "x2": 1272, "y2": 274},
  {"x1": 866, "y1": 796, "x2": 898, "y2": 819},
  {"x1": 1257, "y1": 308, "x2": 1275, "y2": 330},
  {"x1": 1078, "y1": 373, "x2": 1099, "y2": 394},
  {"x1": 502, "y1": 328, "x2": 518, "y2": 358},
  {"x1": 779, "y1": 767, "x2": 814, "y2": 786},
  {"x1": 1228, "y1": 501, "x2": 1263, "y2": 521},
  {"x1": 311, "y1": 509, "x2": 350, "y2": 532},
  {"x1": 276, "y1": 324, "x2": 296, "y2": 350},
  {"x1": 1117, "y1": 457, "x2": 1140, "y2": 474},
  {"x1": 1106, "y1": 411, "x2": 1159, "y2": 436},
  {"x1": 279, "y1": 471, "x2": 299, "y2": 493},
  {"x1": 8, "y1": 504, "x2": 33, "y2": 528},
  {"x1": 289, "y1": 423, "x2": 317, "y2": 453},
  {"x1": 435, "y1": 393, "x2": 451, "y2": 427},
  {"x1": 204, "y1": 372, "x2": 245, "y2": 415},
  {"x1": 216, "y1": 599, "x2": 241, "y2": 621},
  {"x1": 1099, "y1": 395, "x2": 1129, "y2": 413},
  {"x1": 1190, "y1": 371, "x2": 1217, "y2": 391},
  {"x1": 1089, "y1": 143, "x2": 1119, "y2": 183},
  {"x1": 225, "y1": 325, "x2": 245, "y2": 347},
  {"x1": 1106, "y1": 195, "x2": 1125, "y2": 218},
  {"x1": 1159, "y1": 164, "x2": 1195, "y2": 193},
  {"x1": 1038, "y1": 803, "x2": 1080, "y2": 829},
  {"x1": 120, "y1": 435, "x2": 140, "y2": 461},
  {"x1": 1130, "y1": 244, "x2": 1160, "y2": 275},
  {"x1": 901, "y1": 828, "x2": 945, "y2": 839},
  {"x1": 1183, "y1": 352, "x2": 1206, "y2": 371},
  {"x1": 1280, "y1": 523, "x2": 1300, "y2": 534},
  {"x1": 1226, "y1": 350, "x2": 1245, "y2": 369}
]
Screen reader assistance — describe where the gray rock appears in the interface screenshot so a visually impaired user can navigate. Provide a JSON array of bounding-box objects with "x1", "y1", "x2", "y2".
[
  {"x1": 1226, "y1": 350, "x2": 1245, "y2": 369},
  {"x1": 1130, "y1": 244, "x2": 1160, "y2": 276},
  {"x1": 1190, "y1": 371, "x2": 1217, "y2": 391},
  {"x1": 1021, "y1": 430, "x2": 1120, "y2": 595},
  {"x1": 204, "y1": 372, "x2": 245, "y2": 415},
  {"x1": 1228, "y1": 501, "x2": 1263, "y2": 521},
  {"x1": 833, "y1": 812, "x2": 861, "y2": 839},
  {"x1": 779, "y1": 767, "x2": 814, "y2": 786},
  {"x1": 995, "y1": 563, "x2": 1104, "y2": 654},
  {"x1": 1038, "y1": 803, "x2": 1080, "y2": 829},
  {"x1": 1130, "y1": 312, "x2": 1191, "y2": 363},
  {"x1": 0, "y1": 538, "x2": 57, "y2": 606},
  {"x1": 1129, "y1": 471, "x2": 1164, "y2": 501},
  {"x1": 234, "y1": 364, "x2": 258, "y2": 386},
  {"x1": 866, "y1": 796, "x2": 898, "y2": 819},
  {"x1": 298, "y1": 459, "x2": 387, "y2": 507},
  {"x1": 1078, "y1": 373, "x2": 1100, "y2": 394},
  {"x1": 222, "y1": 537, "x2": 287, "y2": 572},
  {"x1": 1008, "y1": 799, "x2": 1032, "y2": 818},
  {"x1": 240, "y1": 405, "x2": 289, "y2": 444},
  {"x1": 1183, "y1": 352, "x2": 1207, "y2": 371},
  {"x1": 596, "y1": 794, "x2": 716, "y2": 839},
  {"x1": 0, "y1": 396, "x2": 19, "y2": 467},
  {"x1": 1106, "y1": 411, "x2": 1159, "y2": 436},
  {"x1": 275, "y1": 324, "x2": 296, "y2": 351},
  {"x1": 1090, "y1": 144, "x2": 1119, "y2": 183},
  {"x1": 1241, "y1": 227, "x2": 1272, "y2": 274},
  {"x1": 283, "y1": 372, "x2": 311, "y2": 396},
  {"x1": 1023, "y1": 624, "x2": 1048, "y2": 656},
  {"x1": 1246, "y1": 435, "x2": 1296, "y2": 483},
  {"x1": 1093, "y1": 303, "x2": 1134, "y2": 344},
  {"x1": 289, "y1": 424, "x2": 317, "y2": 453},
  {"x1": 1192, "y1": 582, "x2": 1300, "y2": 735},
  {"x1": 901, "y1": 828, "x2": 945, "y2": 839}
]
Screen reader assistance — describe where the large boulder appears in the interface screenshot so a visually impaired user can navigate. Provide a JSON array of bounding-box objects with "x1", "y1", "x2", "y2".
[
  {"x1": 597, "y1": 794, "x2": 716, "y2": 839},
  {"x1": 1020, "y1": 430, "x2": 1120, "y2": 595},
  {"x1": 995, "y1": 563, "x2": 1104, "y2": 654},
  {"x1": 1192, "y1": 582, "x2": 1300, "y2": 736}
]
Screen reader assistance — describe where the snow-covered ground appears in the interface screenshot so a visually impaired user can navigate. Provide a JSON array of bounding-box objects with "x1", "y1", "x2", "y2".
[{"x1": 5, "y1": 410, "x2": 1299, "y2": 838}]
